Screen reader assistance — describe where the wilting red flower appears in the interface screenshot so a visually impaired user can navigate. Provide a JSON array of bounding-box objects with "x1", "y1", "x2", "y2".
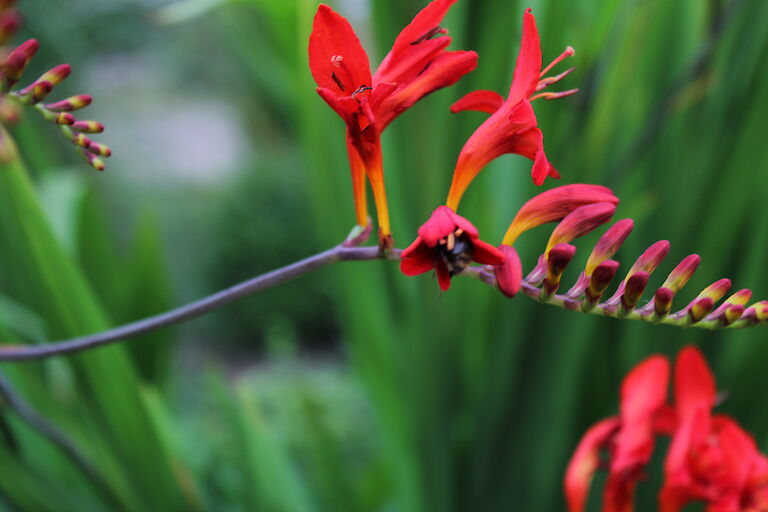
[
  {"x1": 565, "y1": 354, "x2": 670, "y2": 512},
  {"x1": 400, "y1": 206, "x2": 505, "y2": 291},
  {"x1": 660, "y1": 347, "x2": 768, "y2": 512},
  {"x1": 309, "y1": 0, "x2": 477, "y2": 242},
  {"x1": 445, "y1": 8, "x2": 576, "y2": 210}
]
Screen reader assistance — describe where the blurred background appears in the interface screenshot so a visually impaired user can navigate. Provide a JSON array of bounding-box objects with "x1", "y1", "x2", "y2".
[{"x1": 1, "y1": 0, "x2": 767, "y2": 510}]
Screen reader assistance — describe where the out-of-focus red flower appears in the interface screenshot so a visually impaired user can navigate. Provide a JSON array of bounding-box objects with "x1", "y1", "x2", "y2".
[
  {"x1": 445, "y1": 8, "x2": 576, "y2": 209},
  {"x1": 565, "y1": 355, "x2": 670, "y2": 512},
  {"x1": 660, "y1": 347, "x2": 768, "y2": 512},
  {"x1": 309, "y1": 0, "x2": 477, "y2": 243},
  {"x1": 400, "y1": 206, "x2": 505, "y2": 291},
  {"x1": 565, "y1": 346, "x2": 768, "y2": 512}
]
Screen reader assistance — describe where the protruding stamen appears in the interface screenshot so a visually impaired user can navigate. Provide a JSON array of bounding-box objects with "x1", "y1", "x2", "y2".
[
  {"x1": 331, "y1": 72, "x2": 345, "y2": 92},
  {"x1": 446, "y1": 232, "x2": 456, "y2": 251},
  {"x1": 410, "y1": 26, "x2": 446, "y2": 45},
  {"x1": 536, "y1": 68, "x2": 575, "y2": 91},
  {"x1": 540, "y1": 46, "x2": 575, "y2": 78},
  {"x1": 530, "y1": 89, "x2": 579, "y2": 101}
]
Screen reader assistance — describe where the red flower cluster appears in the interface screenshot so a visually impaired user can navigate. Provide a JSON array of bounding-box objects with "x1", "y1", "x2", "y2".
[
  {"x1": 309, "y1": 0, "x2": 477, "y2": 245},
  {"x1": 398, "y1": 8, "x2": 585, "y2": 292},
  {"x1": 565, "y1": 346, "x2": 768, "y2": 512}
]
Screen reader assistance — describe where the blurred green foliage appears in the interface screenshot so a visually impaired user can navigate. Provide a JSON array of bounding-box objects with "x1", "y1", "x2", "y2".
[{"x1": 0, "y1": 0, "x2": 767, "y2": 511}]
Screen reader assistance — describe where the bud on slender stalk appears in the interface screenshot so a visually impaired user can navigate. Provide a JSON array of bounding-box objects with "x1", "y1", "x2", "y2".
[
  {"x1": 621, "y1": 271, "x2": 650, "y2": 314},
  {"x1": 688, "y1": 297, "x2": 715, "y2": 324},
  {"x1": 541, "y1": 243, "x2": 576, "y2": 300},
  {"x1": 583, "y1": 259, "x2": 619, "y2": 311},
  {"x1": 44, "y1": 95, "x2": 93, "y2": 112},
  {"x1": 71, "y1": 120, "x2": 104, "y2": 134},
  {"x1": 653, "y1": 287, "x2": 674, "y2": 317},
  {"x1": 2, "y1": 39, "x2": 39, "y2": 89},
  {"x1": 662, "y1": 254, "x2": 700, "y2": 292},
  {"x1": 546, "y1": 203, "x2": 616, "y2": 254},
  {"x1": 584, "y1": 219, "x2": 633, "y2": 276}
]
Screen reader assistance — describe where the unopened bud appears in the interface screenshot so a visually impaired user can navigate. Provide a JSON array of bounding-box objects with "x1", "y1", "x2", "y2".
[
  {"x1": 78, "y1": 148, "x2": 105, "y2": 171},
  {"x1": 723, "y1": 304, "x2": 745, "y2": 326},
  {"x1": 71, "y1": 120, "x2": 104, "y2": 134},
  {"x1": 654, "y1": 287, "x2": 674, "y2": 317},
  {"x1": 86, "y1": 142, "x2": 111, "y2": 157},
  {"x1": 585, "y1": 219, "x2": 633, "y2": 276},
  {"x1": 54, "y1": 112, "x2": 75, "y2": 125},
  {"x1": 689, "y1": 297, "x2": 715, "y2": 324},
  {"x1": 36, "y1": 64, "x2": 71, "y2": 87},
  {"x1": 583, "y1": 259, "x2": 619, "y2": 311},
  {"x1": 3, "y1": 39, "x2": 39, "y2": 86},
  {"x1": 542, "y1": 243, "x2": 576, "y2": 299},
  {"x1": 621, "y1": 271, "x2": 650, "y2": 312},
  {"x1": 662, "y1": 254, "x2": 700, "y2": 292},
  {"x1": 45, "y1": 95, "x2": 93, "y2": 112},
  {"x1": 546, "y1": 203, "x2": 615, "y2": 254},
  {"x1": 0, "y1": 11, "x2": 20, "y2": 45}
]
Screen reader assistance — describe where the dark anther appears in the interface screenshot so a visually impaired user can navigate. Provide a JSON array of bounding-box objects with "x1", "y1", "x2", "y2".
[
  {"x1": 331, "y1": 72, "x2": 345, "y2": 92},
  {"x1": 410, "y1": 26, "x2": 445, "y2": 45},
  {"x1": 437, "y1": 229, "x2": 473, "y2": 276},
  {"x1": 352, "y1": 85, "x2": 372, "y2": 97}
]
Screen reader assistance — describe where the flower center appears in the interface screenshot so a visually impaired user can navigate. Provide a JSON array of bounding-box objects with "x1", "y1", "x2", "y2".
[{"x1": 437, "y1": 228, "x2": 473, "y2": 276}]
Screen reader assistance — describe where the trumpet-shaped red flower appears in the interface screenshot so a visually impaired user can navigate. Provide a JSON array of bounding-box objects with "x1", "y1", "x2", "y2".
[
  {"x1": 309, "y1": 0, "x2": 477, "y2": 242},
  {"x1": 565, "y1": 355, "x2": 670, "y2": 512},
  {"x1": 400, "y1": 206, "x2": 505, "y2": 291},
  {"x1": 445, "y1": 8, "x2": 576, "y2": 209}
]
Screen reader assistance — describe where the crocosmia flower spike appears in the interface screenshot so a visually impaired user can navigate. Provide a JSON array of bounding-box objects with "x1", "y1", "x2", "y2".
[
  {"x1": 400, "y1": 206, "x2": 505, "y2": 291},
  {"x1": 446, "y1": 8, "x2": 576, "y2": 209},
  {"x1": 0, "y1": 21, "x2": 111, "y2": 170},
  {"x1": 309, "y1": 0, "x2": 477, "y2": 246}
]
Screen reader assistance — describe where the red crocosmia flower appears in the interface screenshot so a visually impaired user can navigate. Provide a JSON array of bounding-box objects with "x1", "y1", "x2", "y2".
[
  {"x1": 445, "y1": 8, "x2": 577, "y2": 210},
  {"x1": 309, "y1": 1, "x2": 477, "y2": 243},
  {"x1": 660, "y1": 347, "x2": 768, "y2": 512},
  {"x1": 564, "y1": 354, "x2": 670, "y2": 512},
  {"x1": 400, "y1": 206, "x2": 505, "y2": 291}
]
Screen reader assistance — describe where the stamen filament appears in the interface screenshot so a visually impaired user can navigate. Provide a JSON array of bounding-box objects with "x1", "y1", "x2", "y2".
[{"x1": 540, "y1": 46, "x2": 575, "y2": 78}]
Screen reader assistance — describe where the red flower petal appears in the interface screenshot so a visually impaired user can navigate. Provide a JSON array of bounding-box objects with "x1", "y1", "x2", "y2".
[
  {"x1": 674, "y1": 346, "x2": 716, "y2": 423},
  {"x1": 612, "y1": 355, "x2": 670, "y2": 474},
  {"x1": 436, "y1": 262, "x2": 452, "y2": 291},
  {"x1": 472, "y1": 238, "x2": 506, "y2": 266},
  {"x1": 375, "y1": 50, "x2": 478, "y2": 130},
  {"x1": 400, "y1": 238, "x2": 436, "y2": 276},
  {"x1": 309, "y1": 5, "x2": 371, "y2": 96},
  {"x1": 451, "y1": 89, "x2": 505, "y2": 114},
  {"x1": 417, "y1": 206, "x2": 479, "y2": 246},
  {"x1": 386, "y1": 0, "x2": 455, "y2": 63},
  {"x1": 564, "y1": 417, "x2": 621, "y2": 512},
  {"x1": 508, "y1": 8, "x2": 542, "y2": 105},
  {"x1": 503, "y1": 184, "x2": 618, "y2": 246},
  {"x1": 494, "y1": 245, "x2": 522, "y2": 298}
]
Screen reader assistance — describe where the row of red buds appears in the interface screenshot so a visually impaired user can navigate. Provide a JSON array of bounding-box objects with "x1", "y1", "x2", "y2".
[
  {"x1": 565, "y1": 346, "x2": 768, "y2": 512},
  {"x1": 1, "y1": 35, "x2": 110, "y2": 170},
  {"x1": 506, "y1": 208, "x2": 767, "y2": 330}
]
